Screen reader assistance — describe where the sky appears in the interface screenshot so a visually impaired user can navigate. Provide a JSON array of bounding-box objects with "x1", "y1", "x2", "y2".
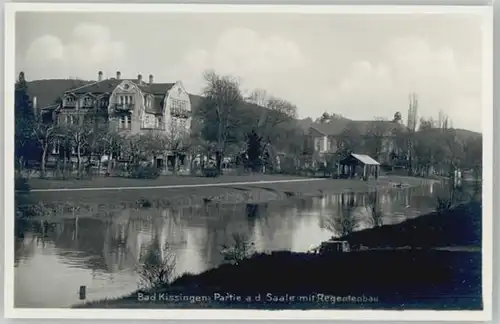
[{"x1": 15, "y1": 11, "x2": 485, "y2": 132}]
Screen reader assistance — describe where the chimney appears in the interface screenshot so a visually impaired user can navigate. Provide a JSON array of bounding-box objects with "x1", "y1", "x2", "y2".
[
  {"x1": 149, "y1": 74, "x2": 154, "y2": 85},
  {"x1": 98, "y1": 71, "x2": 103, "y2": 82},
  {"x1": 137, "y1": 74, "x2": 142, "y2": 84},
  {"x1": 116, "y1": 71, "x2": 121, "y2": 80}
]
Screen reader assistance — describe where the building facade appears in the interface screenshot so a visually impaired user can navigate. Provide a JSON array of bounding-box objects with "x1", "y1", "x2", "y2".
[
  {"x1": 40, "y1": 71, "x2": 193, "y2": 171},
  {"x1": 307, "y1": 119, "x2": 405, "y2": 165}
]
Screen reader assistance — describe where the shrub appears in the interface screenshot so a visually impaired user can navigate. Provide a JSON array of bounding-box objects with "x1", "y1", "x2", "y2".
[
  {"x1": 220, "y1": 232, "x2": 256, "y2": 265},
  {"x1": 129, "y1": 165, "x2": 160, "y2": 179},
  {"x1": 15, "y1": 175, "x2": 31, "y2": 192},
  {"x1": 15, "y1": 175, "x2": 32, "y2": 216},
  {"x1": 138, "y1": 241, "x2": 176, "y2": 289},
  {"x1": 436, "y1": 196, "x2": 453, "y2": 213},
  {"x1": 202, "y1": 167, "x2": 220, "y2": 178}
]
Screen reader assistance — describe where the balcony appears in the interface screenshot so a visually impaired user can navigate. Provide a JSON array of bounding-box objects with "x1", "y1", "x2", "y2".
[
  {"x1": 81, "y1": 102, "x2": 94, "y2": 109},
  {"x1": 171, "y1": 107, "x2": 191, "y2": 119},
  {"x1": 113, "y1": 103, "x2": 135, "y2": 112},
  {"x1": 63, "y1": 102, "x2": 76, "y2": 109}
]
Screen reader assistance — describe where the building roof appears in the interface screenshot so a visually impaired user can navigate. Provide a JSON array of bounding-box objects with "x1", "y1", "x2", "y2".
[
  {"x1": 351, "y1": 153, "x2": 380, "y2": 165},
  {"x1": 67, "y1": 78, "x2": 175, "y2": 96},
  {"x1": 309, "y1": 118, "x2": 351, "y2": 136},
  {"x1": 309, "y1": 119, "x2": 406, "y2": 137},
  {"x1": 26, "y1": 78, "x2": 177, "y2": 112},
  {"x1": 26, "y1": 79, "x2": 94, "y2": 110}
]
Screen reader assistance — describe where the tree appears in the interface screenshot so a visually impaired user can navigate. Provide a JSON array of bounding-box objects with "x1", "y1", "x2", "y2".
[
  {"x1": 164, "y1": 117, "x2": 191, "y2": 173},
  {"x1": 336, "y1": 123, "x2": 363, "y2": 160},
  {"x1": 31, "y1": 114, "x2": 57, "y2": 178},
  {"x1": 392, "y1": 111, "x2": 402, "y2": 123},
  {"x1": 122, "y1": 134, "x2": 150, "y2": 169},
  {"x1": 62, "y1": 115, "x2": 95, "y2": 178},
  {"x1": 15, "y1": 72, "x2": 37, "y2": 170},
  {"x1": 315, "y1": 112, "x2": 346, "y2": 123},
  {"x1": 366, "y1": 191, "x2": 384, "y2": 227},
  {"x1": 437, "y1": 110, "x2": 450, "y2": 129},
  {"x1": 418, "y1": 117, "x2": 435, "y2": 131},
  {"x1": 245, "y1": 129, "x2": 263, "y2": 172},
  {"x1": 406, "y1": 93, "x2": 419, "y2": 174},
  {"x1": 198, "y1": 70, "x2": 245, "y2": 172},
  {"x1": 441, "y1": 129, "x2": 464, "y2": 175},
  {"x1": 138, "y1": 237, "x2": 176, "y2": 289},
  {"x1": 462, "y1": 136, "x2": 482, "y2": 180},
  {"x1": 412, "y1": 131, "x2": 434, "y2": 176},
  {"x1": 365, "y1": 117, "x2": 389, "y2": 161},
  {"x1": 318, "y1": 112, "x2": 331, "y2": 123},
  {"x1": 246, "y1": 89, "x2": 298, "y2": 162},
  {"x1": 100, "y1": 128, "x2": 124, "y2": 174},
  {"x1": 324, "y1": 193, "x2": 360, "y2": 237}
]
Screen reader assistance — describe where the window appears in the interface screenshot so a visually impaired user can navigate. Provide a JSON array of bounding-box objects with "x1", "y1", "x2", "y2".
[
  {"x1": 120, "y1": 115, "x2": 131, "y2": 129},
  {"x1": 83, "y1": 97, "x2": 92, "y2": 106},
  {"x1": 52, "y1": 140, "x2": 60, "y2": 154},
  {"x1": 171, "y1": 98, "x2": 187, "y2": 111},
  {"x1": 120, "y1": 95, "x2": 134, "y2": 105},
  {"x1": 64, "y1": 96, "x2": 75, "y2": 107},
  {"x1": 100, "y1": 99, "x2": 108, "y2": 109}
]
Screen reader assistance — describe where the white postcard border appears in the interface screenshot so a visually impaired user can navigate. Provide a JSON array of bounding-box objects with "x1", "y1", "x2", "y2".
[{"x1": 3, "y1": 3, "x2": 493, "y2": 321}]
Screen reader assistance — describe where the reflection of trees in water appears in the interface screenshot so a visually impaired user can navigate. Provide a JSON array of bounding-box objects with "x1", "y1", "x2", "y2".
[
  {"x1": 190, "y1": 201, "x2": 299, "y2": 267},
  {"x1": 323, "y1": 192, "x2": 361, "y2": 238},
  {"x1": 319, "y1": 190, "x2": 390, "y2": 237},
  {"x1": 14, "y1": 234, "x2": 37, "y2": 265},
  {"x1": 138, "y1": 233, "x2": 176, "y2": 289},
  {"x1": 366, "y1": 191, "x2": 384, "y2": 228},
  {"x1": 195, "y1": 205, "x2": 253, "y2": 268},
  {"x1": 253, "y1": 204, "x2": 296, "y2": 252}
]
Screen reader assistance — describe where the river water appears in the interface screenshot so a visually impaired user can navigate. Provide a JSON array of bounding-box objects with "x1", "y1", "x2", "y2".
[{"x1": 14, "y1": 180, "x2": 470, "y2": 308}]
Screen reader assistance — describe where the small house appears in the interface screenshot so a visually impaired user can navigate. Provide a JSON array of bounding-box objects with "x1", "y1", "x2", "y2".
[{"x1": 338, "y1": 153, "x2": 380, "y2": 181}]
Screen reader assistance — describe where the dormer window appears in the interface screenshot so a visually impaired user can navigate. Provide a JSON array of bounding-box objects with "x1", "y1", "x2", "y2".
[
  {"x1": 83, "y1": 97, "x2": 92, "y2": 107},
  {"x1": 146, "y1": 96, "x2": 153, "y2": 109},
  {"x1": 100, "y1": 99, "x2": 109, "y2": 109},
  {"x1": 64, "y1": 96, "x2": 76, "y2": 107}
]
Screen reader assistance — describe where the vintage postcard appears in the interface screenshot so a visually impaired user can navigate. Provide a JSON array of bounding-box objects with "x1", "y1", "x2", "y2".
[{"x1": 4, "y1": 3, "x2": 493, "y2": 321}]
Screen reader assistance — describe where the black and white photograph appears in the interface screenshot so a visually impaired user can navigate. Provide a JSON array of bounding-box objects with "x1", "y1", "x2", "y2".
[{"x1": 5, "y1": 3, "x2": 493, "y2": 320}]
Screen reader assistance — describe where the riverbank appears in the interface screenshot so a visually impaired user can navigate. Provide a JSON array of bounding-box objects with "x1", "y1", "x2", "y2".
[
  {"x1": 339, "y1": 200, "x2": 482, "y2": 249},
  {"x1": 20, "y1": 174, "x2": 437, "y2": 215},
  {"x1": 79, "y1": 250, "x2": 481, "y2": 310},
  {"x1": 78, "y1": 201, "x2": 482, "y2": 310}
]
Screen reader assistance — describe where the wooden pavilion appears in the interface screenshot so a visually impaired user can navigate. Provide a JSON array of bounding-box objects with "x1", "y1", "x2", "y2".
[{"x1": 338, "y1": 153, "x2": 380, "y2": 181}]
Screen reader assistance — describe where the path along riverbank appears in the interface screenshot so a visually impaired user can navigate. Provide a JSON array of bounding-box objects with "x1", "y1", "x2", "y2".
[{"x1": 20, "y1": 174, "x2": 437, "y2": 217}]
